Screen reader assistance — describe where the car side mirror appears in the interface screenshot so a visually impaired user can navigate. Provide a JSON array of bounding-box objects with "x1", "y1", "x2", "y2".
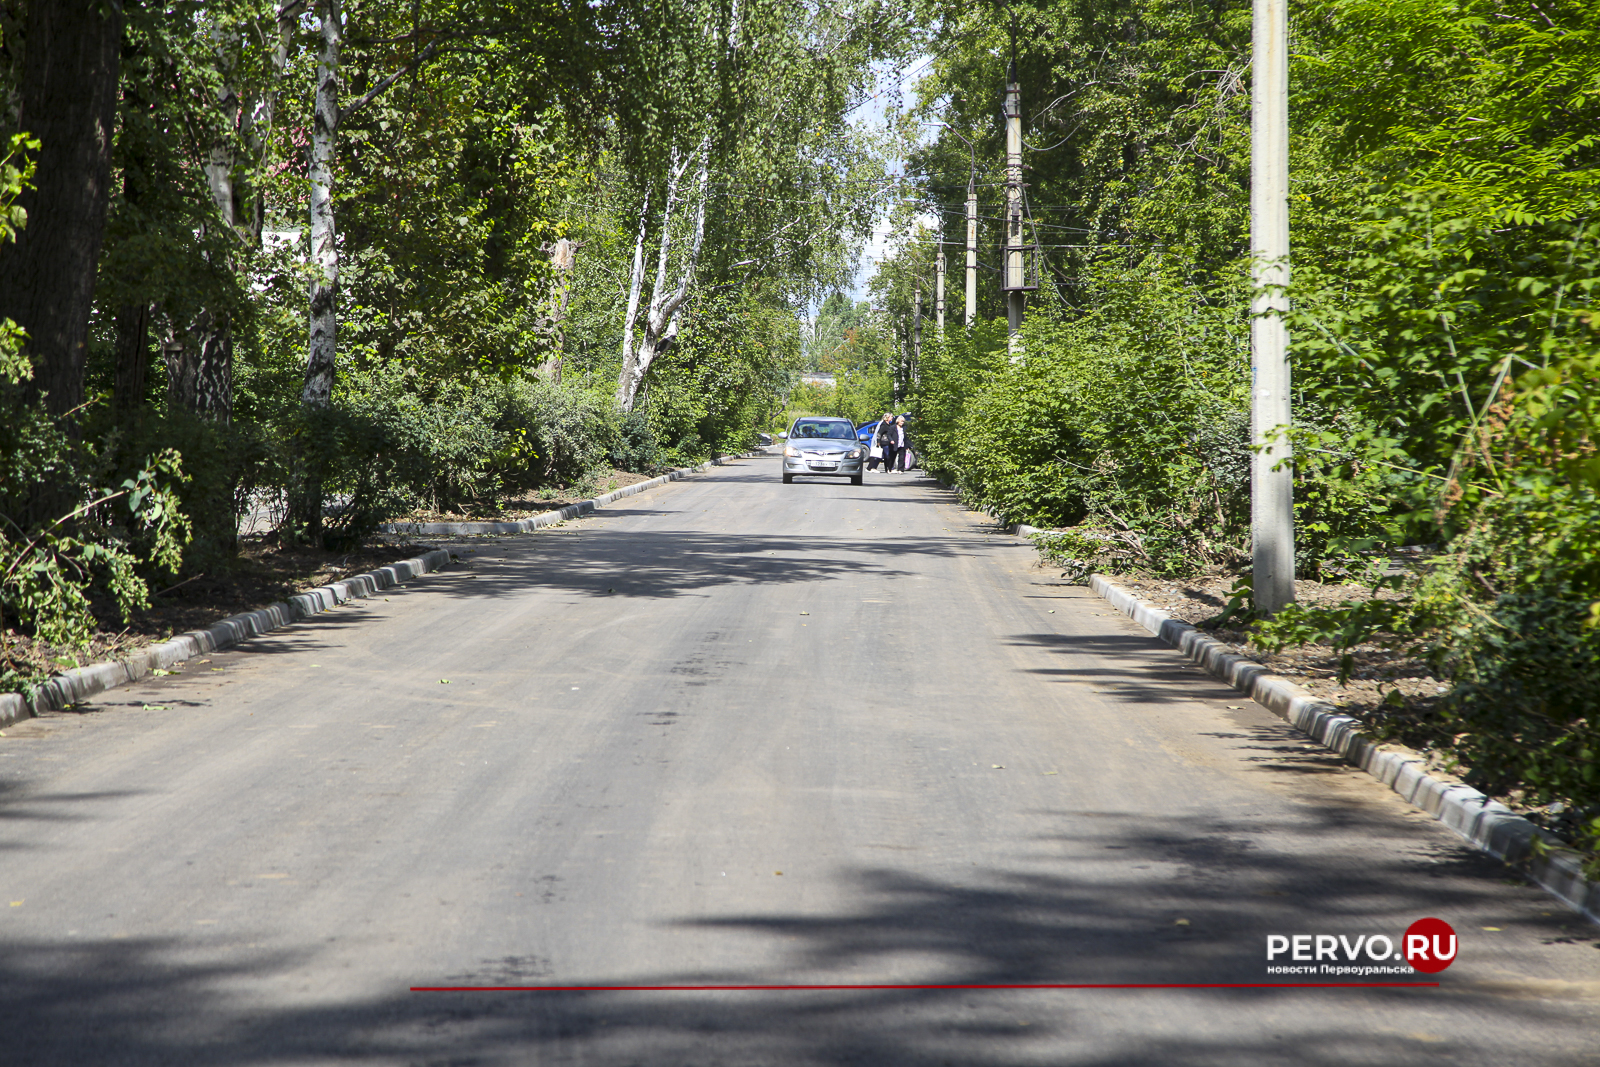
[{"x1": 778, "y1": 431, "x2": 787, "y2": 439}]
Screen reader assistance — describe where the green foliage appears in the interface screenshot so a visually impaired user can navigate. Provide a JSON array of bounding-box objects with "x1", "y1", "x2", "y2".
[
  {"x1": 1251, "y1": 590, "x2": 1417, "y2": 677},
  {"x1": 1302, "y1": 0, "x2": 1600, "y2": 225},
  {"x1": 608, "y1": 410, "x2": 662, "y2": 474},
  {"x1": 0, "y1": 364, "x2": 190, "y2": 683},
  {"x1": 1, "y1": 452, "x2": 190, "y2": 654},
  {"x1": 914, "y1": 259, "x2": 1270, "y2": 575},
  {"x1": 0, "y1": 130, "x2": 192, "y2": 688},
  {"x1": 645, "y1": 291, "x2": 802, "y2": 461},
  {"x1": 301, "y1": 370, "x2": 624, "y2": 542},
  {"x1": 1032, "y1": 527, "x2": 1143, "y2": 584},
  {"x1": 901, "y1": 0, "x2": 1600, "y2": 859}
]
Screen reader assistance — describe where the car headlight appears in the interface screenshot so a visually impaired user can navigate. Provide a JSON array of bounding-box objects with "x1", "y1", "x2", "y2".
[
  {"x1": 784, "y1": 446, "x2": 801, "y2": 457},
  {"x1": 847, "y1": 448, "x2": 861, "y2": 459}
]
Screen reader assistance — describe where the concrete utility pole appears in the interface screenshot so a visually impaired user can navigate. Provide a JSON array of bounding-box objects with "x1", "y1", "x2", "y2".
[
  {"x1": 912, "y1": 284, "x2": 923, "y2": 386},
  {"x1": 1003, "y1": 61, "x2": 1025, "y2": 343},
  {"x1": 965, "y1": 174, "x2": 977, "y2": 329},
  {"x1": 935, "y1": 249, "x2": 946, "y2": 331},
  {"x1": 1251, "y1": 0, "x2": 1294, "y2": 615}
]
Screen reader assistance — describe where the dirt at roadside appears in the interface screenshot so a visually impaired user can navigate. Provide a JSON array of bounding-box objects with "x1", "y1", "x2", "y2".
[
  {"x1": 1065, "y1": 568, "x2": 1476, "y2": 785},
  {"x1": 395, "y1": 469, "x2": 655, "y2": 524},
  {"x1": 1109, "y1": 573, "x2": 1446, "y2": 715},
  {"x1": 2, "y1": 533, "x2": 440, "y2": 686},
  {"x1": 1081, "y1": 570, "x2": 1590, "y2": 841}
]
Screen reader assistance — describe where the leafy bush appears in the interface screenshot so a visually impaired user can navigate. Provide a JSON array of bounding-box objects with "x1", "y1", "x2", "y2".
[
  {"x1": 608, "y1": 410, "x2": 662, "y2": 473},
  {"x1": 274, "y1": 370, "x2": 627, "y2": 545},
  {"x1": 511, "y1": 380, "x2": 618, "y2": 487},
  {"x1": 916, "y1": 260, "x2": 1301, "y2": 576},
  {"x1": 0, "y1": 356, "x2": 190, "y2": 683}
]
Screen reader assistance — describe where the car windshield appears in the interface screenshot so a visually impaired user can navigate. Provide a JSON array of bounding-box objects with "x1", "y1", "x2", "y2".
[{"x1": 791, "y1": 420, "x2": 856, "y2": 441}]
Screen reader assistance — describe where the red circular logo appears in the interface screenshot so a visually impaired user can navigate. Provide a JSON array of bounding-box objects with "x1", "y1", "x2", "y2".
[{"x1": 1404, "y1": 917, "x2": 1458, "y2": 973}]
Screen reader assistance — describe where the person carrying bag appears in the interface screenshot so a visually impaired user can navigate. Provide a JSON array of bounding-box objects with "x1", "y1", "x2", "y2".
[
  {"x1": 879, "y1": 415, "x2": 902, "y2": 473},
  {"x1": 867, "y1": 412, "x2": 890, "y2": 471}
]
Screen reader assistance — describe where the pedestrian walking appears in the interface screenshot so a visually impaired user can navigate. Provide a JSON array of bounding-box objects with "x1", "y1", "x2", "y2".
[
  {"x1": 880, "y1": 414, "x2": 907, "y2": 473},
  {"x1": 866, "y1": 412, "x2": 892, "y2": 471},
  {"x1": 895, "y1": 415, "x2": 915, "y2": 471}
]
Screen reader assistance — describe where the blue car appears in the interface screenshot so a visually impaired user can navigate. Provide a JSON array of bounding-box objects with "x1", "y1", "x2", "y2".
[{"x1": 859, "y1": 416, "x2": 910, "y2": 444}]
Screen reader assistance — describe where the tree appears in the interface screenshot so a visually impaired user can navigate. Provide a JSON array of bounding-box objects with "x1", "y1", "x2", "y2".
[
  {"x1": 603, "y1": 0, "x2": 907, "y2": 412},
  {"x1": 0, "y1": 0, "x2": 123, "y2": 422},
  {"x1": 615, "y1": 135, "x2": 710, "y2": 411}
]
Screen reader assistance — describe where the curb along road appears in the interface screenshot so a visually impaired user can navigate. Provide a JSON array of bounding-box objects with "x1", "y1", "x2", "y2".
[
  {"x1": 0, "y1": 453, "x2": 756, "y2": 731},
  {"x1": 1007, "y1": 521, "x2": 1599, "y2": 924}
]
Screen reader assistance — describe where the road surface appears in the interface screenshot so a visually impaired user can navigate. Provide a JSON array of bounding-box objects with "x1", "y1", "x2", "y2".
[{"x1": 2, "y1": 457, "x2": 1596, "y2": 1065}]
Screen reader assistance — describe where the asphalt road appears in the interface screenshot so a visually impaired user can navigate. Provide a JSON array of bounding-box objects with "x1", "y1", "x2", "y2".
[{"x1": 2, "y1": 457, "x2": 1597, "y2": 1066}]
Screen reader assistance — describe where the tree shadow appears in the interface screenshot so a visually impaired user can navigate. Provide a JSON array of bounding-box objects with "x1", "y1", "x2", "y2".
[
  {"x1": 416, "y1": 531, "x2": 981, "y2": 604},
  {"x1": 1003, "y1": 631, "x2": 1251, "y2": 707},
  {"x1": 3, "y1": 810, "x2": 1593, "y2": 1065}
]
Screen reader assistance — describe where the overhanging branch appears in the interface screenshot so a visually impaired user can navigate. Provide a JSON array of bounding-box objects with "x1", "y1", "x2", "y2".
[{"x1": 338, "y1": 37, "x2": 450, "y2": 125}]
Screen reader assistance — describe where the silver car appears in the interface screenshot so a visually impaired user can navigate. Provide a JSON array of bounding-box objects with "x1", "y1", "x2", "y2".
[{"x1": 779, "y1": 416, "x2": 865, "y2": 485}]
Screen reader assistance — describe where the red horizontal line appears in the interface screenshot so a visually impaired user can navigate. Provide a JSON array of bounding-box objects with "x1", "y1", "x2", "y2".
[{"x1": 411, "y1": 982, "x2": 1439, "y2": 992}]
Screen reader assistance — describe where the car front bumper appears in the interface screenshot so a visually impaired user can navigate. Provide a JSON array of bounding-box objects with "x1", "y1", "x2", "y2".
[{"x1": 782, "y1": 453, "x2": 864, "y2": 476}]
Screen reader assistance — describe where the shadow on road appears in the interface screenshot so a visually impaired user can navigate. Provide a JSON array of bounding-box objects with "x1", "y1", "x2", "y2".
[
  {"x1": 419, "y1": 531, "x2": 987, "y2": 603},
  {"x1": 2, "y1": 809, "x2": 1592, "y2": 1066}
]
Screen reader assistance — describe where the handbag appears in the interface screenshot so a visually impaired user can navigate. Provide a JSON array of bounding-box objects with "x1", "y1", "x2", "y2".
[{"x1": 869, "y1": 444, "x2": 882, "y2": 459}]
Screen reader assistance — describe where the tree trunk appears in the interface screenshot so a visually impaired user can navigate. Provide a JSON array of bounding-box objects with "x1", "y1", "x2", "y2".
[
  {"x1": 190, "y1": 48, "x2": 246, "y2": 427},
  {"x1": 539, "y1": 237, "x2": 580, "y2": 383},
  {"x1": 615, "y1": 191, "x2": 651, "y2": 410},
  {"x1": 303, "y1": 0, "x2": 342, "y2": 410},
  {"x1": 163, "y1": 312, "x2": 233, "y2": 423},
  {"x1": 112, "y1": 301, "x2": 152, "y2": 415},
  {"x1": 290, "y1": 0, "x2": 342, "y2": 543},
  {"x1": 0, "y1": 0, "x2": 123, "y2": 419},
  {"x1": 615, "y1": 141, "x2": 709, "y2": 413}
]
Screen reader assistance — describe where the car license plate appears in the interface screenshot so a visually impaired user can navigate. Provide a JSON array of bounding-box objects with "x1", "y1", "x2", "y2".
[{"x1": 809, "y1": 461, "x2": 837, "y2": 471}]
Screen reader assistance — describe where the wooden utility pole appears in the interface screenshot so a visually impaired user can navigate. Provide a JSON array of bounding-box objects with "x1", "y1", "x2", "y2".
[
  {"x1": 964, "y1": 174, "x2": 977, "y2": 329},
  {"x1": 1251, "y1": 0, "x2": 1295, "y2": 615}
]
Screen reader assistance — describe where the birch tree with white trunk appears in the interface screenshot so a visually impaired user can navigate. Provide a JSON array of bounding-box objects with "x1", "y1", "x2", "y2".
[
  {"x1": 303, "y1": 0, "x2": 343, "y2": 409},
  {"x1": 301, "y1": 1, "x2": 453, "y2": 410},
  {"x1": 615, "y1": 137, "x2": 711, "y2": 413}
]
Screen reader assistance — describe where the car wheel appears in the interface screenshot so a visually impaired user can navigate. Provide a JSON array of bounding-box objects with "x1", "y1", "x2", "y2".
[
  {"x1": 782, "y1": 473, "x2": 793, "y2": 484},
  {"x1": 851, "y1": 475, "x2": 863, "y2": 486}
]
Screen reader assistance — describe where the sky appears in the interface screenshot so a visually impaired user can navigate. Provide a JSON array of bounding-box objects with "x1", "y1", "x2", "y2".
[{"x1": 844, "y1": 56, "x2": 939, "y2": 303}]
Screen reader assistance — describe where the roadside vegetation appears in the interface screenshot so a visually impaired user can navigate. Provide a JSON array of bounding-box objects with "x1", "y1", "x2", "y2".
[
  {"x1": 898, "y1": 0, "x2": 1600, "y2": 868},
  {"x1": 4, "y1": 0, "x2": 1595, "y2": 870},
  {"x1": 0, "y1": 0, "x2": 911, "y2": 687}
]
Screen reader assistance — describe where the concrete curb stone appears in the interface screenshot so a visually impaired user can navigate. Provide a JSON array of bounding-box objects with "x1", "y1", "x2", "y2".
[
  {"x1": 0, "y1": 548, "x2": 452, "y2": 731},
  {"x1": 0, "y1": 451, "x2": 757, "y2": 732},
  {"x1": 1081, "y1": 570, "x2": 1599, "y2": 925}
]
